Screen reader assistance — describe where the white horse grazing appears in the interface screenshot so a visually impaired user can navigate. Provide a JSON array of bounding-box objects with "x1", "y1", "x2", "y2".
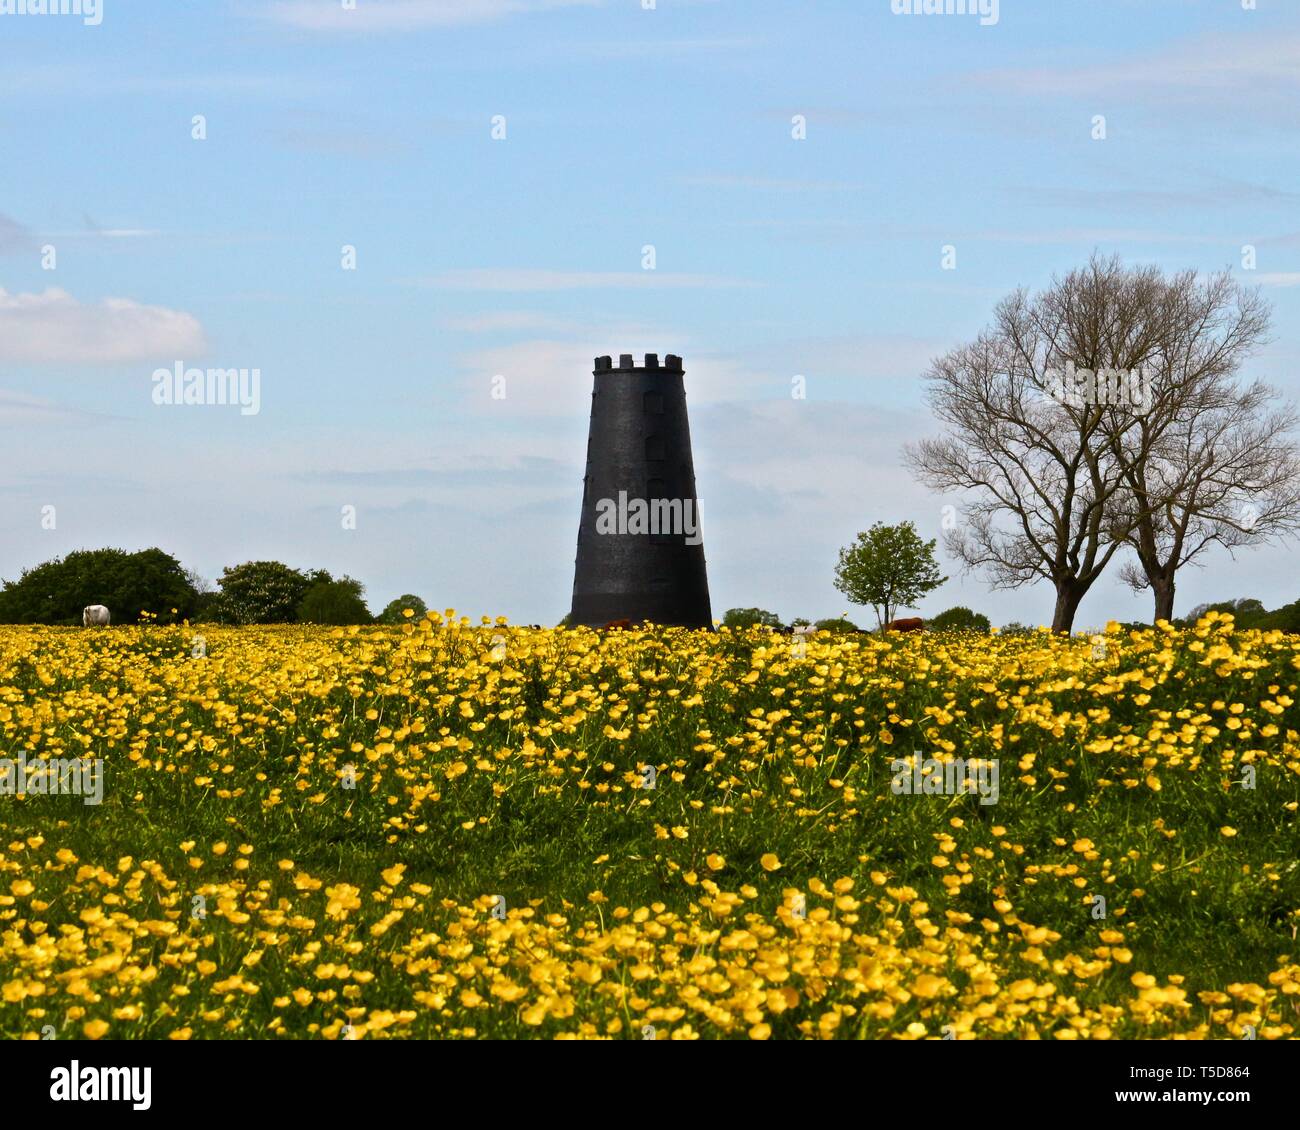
[{"x1": 83, "y1": 605, "x2": 111, "y2": 627}]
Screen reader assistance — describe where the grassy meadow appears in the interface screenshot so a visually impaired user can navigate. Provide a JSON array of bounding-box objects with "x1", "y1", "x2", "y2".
[{"x1": 1, "y1": 612, "x2": 1298, "y2": 1040}]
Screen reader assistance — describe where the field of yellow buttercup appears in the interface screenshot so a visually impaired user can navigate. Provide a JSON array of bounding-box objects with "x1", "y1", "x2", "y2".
[{"x1": 1, "y1": 612, "x2": 1297, "y2": 1040}]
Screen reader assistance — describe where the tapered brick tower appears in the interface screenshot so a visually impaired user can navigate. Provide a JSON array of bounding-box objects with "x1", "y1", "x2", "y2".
[{"x1": 569, "y1": 353, "x2": 712, "y2": 628}]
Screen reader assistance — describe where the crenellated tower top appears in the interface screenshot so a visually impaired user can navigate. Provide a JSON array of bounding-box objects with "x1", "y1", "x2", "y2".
[{"x1": 593, "y1": 353, "x2": 684, "y2": 372}]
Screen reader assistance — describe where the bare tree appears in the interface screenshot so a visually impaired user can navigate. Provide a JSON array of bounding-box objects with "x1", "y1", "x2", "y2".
[
  {"x1": 1116, "y1": 380, "x2": 1300, "y2": 621},
  {"x1": 1088, "y1": 268, "x2": 1296, "y2": 622},
  {"x1": 184, "y1": 567, "x2": 214, "y2": 595},
  {"x1": 905, "y1": 255, "x2": 1283, "y2": 632}
]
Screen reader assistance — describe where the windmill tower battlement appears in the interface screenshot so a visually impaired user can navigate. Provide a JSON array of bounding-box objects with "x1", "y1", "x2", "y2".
[{"x1": 568, "y1": 353, "x2": 713, "y2": 628}]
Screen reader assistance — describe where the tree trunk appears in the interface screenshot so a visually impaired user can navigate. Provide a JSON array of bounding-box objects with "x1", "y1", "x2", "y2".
[
  {"x1": 1151, "y1": 575, "x2": 1176, "y2": 625},
  {"x1": 1052, "y1": 583, "x2": 1084, "y2": 634}
]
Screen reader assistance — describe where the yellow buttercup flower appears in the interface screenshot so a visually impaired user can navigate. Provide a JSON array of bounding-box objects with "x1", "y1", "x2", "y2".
[{"x1": 0, "y1": 613, "x2": 1292, "y2": 1042}]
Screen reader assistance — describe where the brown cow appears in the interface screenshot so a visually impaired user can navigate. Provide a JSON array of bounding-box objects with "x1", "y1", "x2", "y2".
[{"x1": 885, "y1": 617, "x2": 924, "y2": 633}]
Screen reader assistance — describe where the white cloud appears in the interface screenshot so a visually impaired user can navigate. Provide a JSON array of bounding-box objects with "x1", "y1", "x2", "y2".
[
  {"x1": 1007, "y1": 180, "x2": 1295, "y2": 213},
  {"x1": 937, "y1": 227, "x2": 1224, "y2": 247},
  {"x1": 0, "y1": 288, "x2": 206, "y2": 365},
  {"x1": 0, "y1": 62, "x2": 322, "y2": 98},
  {"x1": 976, "y1": 33, "x2": 1300, "y2": 98},
  {"x1": 447, "y1": 332, "x2": 945, "y2": 420},
  {"x1": 774, "y1": 334, "x2": 945, "y2": 382},
  {"x1": 266, "y1": 0, "x2": 600, "y2": 32},
  {"x1": 0, "y1": 390, "x2": 104, "y2": 426},
  {"x1": 41, "y1": 226, "x2": 161, "y2": 241},
  {"x1": 439, "y1": 311, "x2": 581, "y2": 333},
  {"x1": 678, "y1": 174, "x2": 864, "y2": 192},
  {"x1": 410, "y1": 268, "x2": 756, "y2": 291},
  {"x1": 456, "y1": 339, "x2": 772, "y2": 417}
]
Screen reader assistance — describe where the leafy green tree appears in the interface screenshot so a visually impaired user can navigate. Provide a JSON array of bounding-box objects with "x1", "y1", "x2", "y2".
[
  {"x1": 216, "y1": 561, "x2": 315, "y2": 624},
  {"x1": 0, "y1": 547, "x2": 198, "y2": 625},
  {"x1": 1258, "y1": 599, "x2": 1300, "y2": 633},
  {"x1": 722, "y1": 607, "x2": 784, "y2": 630},
  {"x1": 1176, "y1": 596, "x2": 1300, "y2": 632},
  {"x1": 1179, "y1": 597, "x2": 1266, "y2": 628},
  {"x1": 929, "y1": 606, "x2": 991, "y2": 632},
  {"x1": 298, "y1": 576, "x2": 371, "y2": 625},
  {"x1": 378, "y1": 594, "x2": 428, "y2": 625},
  {"x1": 813, "y1": 616, "x2": 859, "y2": 634},
  {"x1": 833, "y1": 521, "x2": 947, "y2": 629}
]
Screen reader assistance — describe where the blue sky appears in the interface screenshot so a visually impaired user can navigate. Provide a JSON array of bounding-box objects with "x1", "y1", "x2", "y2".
[{"x1": 2, "y1": 0, "x2": 1299, "y2": 626}]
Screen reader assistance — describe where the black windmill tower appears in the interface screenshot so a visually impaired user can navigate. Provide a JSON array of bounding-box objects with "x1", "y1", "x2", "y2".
[{"x1": 568, "y1": 353, "x2": 713, "y2": 628}]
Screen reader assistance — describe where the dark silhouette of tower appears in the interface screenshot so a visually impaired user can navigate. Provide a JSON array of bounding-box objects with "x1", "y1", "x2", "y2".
[{"x1": 569, "y1": 353, "x2": 712, "y2": 628}]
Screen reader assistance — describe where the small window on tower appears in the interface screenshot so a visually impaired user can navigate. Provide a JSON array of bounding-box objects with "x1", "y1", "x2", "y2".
[
  {"x1": 645, "y1": 435, "x2": 665, "y2": 461},
  {"x1": 644, "y1": 391, "x2": 664, "y2": 414}
]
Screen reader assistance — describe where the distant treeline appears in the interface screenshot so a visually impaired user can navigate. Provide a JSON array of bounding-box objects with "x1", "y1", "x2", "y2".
[
  {"x1": 3, "y1": 547, "x2": 1295, "y2": 632},
  {"x1": 1173, "y1": 597, "x2": 1300, "y2": 633},
  {"x1": 723, "y1": 601, "x2": 1300, "y2": 635},
  {"x1": 0, "y1": 548, "x2": 426, "y2": 626},
  {"x1": 720, "y1": 606, "x2": 993, "y2": 633}
]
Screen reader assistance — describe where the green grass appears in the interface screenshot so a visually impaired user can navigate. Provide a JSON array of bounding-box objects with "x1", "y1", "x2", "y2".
[{"x1": 1, "y1": 621, "x2": 1298, "y2": 1039}]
